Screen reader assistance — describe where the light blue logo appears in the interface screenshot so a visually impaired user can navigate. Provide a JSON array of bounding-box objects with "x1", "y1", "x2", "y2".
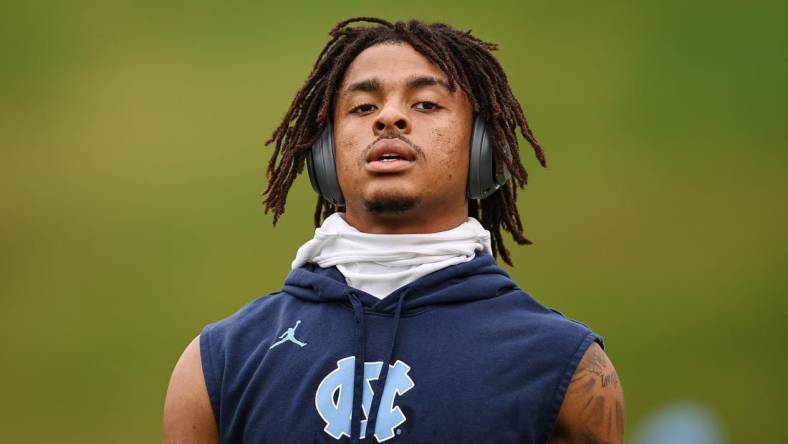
[
  {"x1": 269, "y1": 320, "x2": 307, "y2": 349},
  {"x1": 315, "y1": 356, "x2": 415, "y2": 442}
]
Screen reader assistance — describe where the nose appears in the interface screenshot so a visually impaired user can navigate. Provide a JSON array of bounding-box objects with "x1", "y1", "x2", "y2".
[{"x1": 373, "y1": 104, "x2": 410, "y2": 135}]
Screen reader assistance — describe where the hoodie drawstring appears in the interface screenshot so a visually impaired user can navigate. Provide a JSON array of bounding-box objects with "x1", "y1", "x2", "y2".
[
  {"x1": 365, "y1": 289, "x2": 408, "y2": 441},
  {"x1": 347, "y1": 289, "x2": 408, "y2": 443},
  {"x1": 348, "y1": 292, "x2": 367, "y2": 444}
]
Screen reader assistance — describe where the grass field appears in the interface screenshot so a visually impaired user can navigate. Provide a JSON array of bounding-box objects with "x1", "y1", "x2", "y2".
[{"x1": 1, "y1": 1, "x2": 786, "y2": 442}]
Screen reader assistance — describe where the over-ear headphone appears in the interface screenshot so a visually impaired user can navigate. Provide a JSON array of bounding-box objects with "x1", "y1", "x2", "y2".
[{"x1": 306, "y1": 115, "x2": 510, "y2": 207}]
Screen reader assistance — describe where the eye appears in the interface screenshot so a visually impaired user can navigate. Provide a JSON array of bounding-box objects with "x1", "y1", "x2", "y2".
[
  {"x1": 414, "y1": 101, "x2": 442, "y2": 111},
  {"x1": 350, "y1": 103, "x2": 377, "y2": 114}
]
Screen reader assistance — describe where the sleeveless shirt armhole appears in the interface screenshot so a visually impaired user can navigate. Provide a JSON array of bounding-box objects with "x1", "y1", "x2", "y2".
[
  {"x1": 540, "y1": 331, "x2": 604, "y2": 443},
  {"x1": 199, "y1": 324, "x2": 222, "y2": 428}
]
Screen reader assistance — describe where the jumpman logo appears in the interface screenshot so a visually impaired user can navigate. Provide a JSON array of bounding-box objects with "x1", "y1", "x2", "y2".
[{"x1": 269, "y1": 320, "x2": 308, "y2": 349}]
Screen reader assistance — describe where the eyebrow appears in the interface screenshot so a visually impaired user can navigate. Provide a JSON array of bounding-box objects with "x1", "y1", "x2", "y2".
[
  {"x1": 344, "y1": 78, "x2": 382, "y2": 96},
  {"x1": 405, "y1": 75, "x2": 451, "y2": 91},
  {"x1": 343, "y1": 75, "x2": 451, "y2": 96}
]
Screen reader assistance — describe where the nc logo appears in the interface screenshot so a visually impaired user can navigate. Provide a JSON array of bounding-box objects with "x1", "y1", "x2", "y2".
[{"x1": 315, "y1": 356, "x2": 415, "y2": 442}]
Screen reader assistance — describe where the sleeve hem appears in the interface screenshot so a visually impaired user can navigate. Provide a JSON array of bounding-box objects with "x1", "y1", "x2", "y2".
[
  {"x1": 199, "y1": 324, "x2": 221, "y2": 431},
  {"x1": 539, "y1": 331, "x2": 602, "y2": 443}
]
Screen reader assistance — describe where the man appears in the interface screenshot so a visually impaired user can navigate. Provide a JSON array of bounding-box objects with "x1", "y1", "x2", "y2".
[{"x1": 164, "y1": 17, "x2": 624, "y2": 444}]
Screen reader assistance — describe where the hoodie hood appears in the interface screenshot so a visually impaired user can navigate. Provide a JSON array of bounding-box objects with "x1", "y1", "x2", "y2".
[
  {"x1": 282, "y1": 252, "x2": 517, "y2": 444},
  {"x1": 283, "y1": 252, "x2": 517, "y2": 313}
]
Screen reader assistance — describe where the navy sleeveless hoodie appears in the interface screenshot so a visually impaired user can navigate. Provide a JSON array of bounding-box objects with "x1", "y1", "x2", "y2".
[{"x1": 200, "y1": 253, "x2": 604, "y2": 444}]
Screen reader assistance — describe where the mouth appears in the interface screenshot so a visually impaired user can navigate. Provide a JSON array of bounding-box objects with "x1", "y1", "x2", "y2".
[{"x1": 365, "y1": 140, "x2": 417, "y2": 174}]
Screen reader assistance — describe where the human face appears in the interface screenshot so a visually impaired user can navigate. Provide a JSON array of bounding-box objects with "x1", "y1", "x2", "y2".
[{"x1": 333, "y1": 42, "x2": 474, "y2": 233}]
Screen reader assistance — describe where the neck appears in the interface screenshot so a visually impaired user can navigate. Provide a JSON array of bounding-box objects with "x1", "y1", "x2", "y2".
[{"x1": 343, "y1": 201, "x2": 469, "y2": 234}]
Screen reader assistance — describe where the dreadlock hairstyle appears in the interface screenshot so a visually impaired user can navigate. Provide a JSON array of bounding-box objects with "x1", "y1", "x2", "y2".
[{"x1": 263, "y1": 17, "x2": 547, "y2": 266}]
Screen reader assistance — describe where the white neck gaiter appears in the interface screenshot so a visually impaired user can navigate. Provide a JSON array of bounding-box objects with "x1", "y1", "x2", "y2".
[{"x1": 291, "y1": 213, "x2": 492, "y2": 299}]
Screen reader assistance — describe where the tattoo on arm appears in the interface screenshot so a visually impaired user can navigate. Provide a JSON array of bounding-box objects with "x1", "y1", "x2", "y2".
[{"x1": 561, "y1": 343, "x2": 624, "y2": 443}]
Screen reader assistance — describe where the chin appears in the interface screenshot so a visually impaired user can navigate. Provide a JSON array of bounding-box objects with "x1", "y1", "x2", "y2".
[
  {"x1": 361, "y1": 185, "x2": 420, "y2": 215},
  {"x1": 363, "y1": 196, "x2": 421, "y2": 215}
]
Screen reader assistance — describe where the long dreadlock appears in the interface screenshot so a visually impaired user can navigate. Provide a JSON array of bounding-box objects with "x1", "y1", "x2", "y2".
[{"x1": 263, "y1": 17, "x2": 547, "y2": 266}]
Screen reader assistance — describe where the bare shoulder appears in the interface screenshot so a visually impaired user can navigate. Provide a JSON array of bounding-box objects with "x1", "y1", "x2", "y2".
[
  {"x1": 550, "y1": 341, "x2": 625, "y2": 444},
  {"x1": 163, "y1": 335, "x2": 219, "y2": 444}
]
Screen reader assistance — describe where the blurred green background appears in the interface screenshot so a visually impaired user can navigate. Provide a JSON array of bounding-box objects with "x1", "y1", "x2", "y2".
[{"x1": 1, "y1": 0, "x2": 785, "y2": 442}]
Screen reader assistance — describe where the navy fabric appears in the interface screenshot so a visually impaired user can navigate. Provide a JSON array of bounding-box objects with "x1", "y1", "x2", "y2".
[{"x1": 200, "y1": 253, "x2": 604, "y2": 444}]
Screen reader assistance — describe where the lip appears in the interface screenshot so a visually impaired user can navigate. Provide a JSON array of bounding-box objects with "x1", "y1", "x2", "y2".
[{"x1": 365, "y1": 140, "x2": 417, "y2": 174}]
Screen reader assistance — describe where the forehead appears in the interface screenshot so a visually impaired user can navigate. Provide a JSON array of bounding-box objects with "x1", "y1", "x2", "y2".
[{"x1": 340, "y1": 42, "x2": 449, "y2": 90}]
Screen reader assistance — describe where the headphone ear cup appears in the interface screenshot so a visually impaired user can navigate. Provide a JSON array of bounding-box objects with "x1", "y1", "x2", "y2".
[
  {"x1": 467, "y1": 115, "x2": 511, "y2": 200},
  {"x1": 306, "y1": 120, "x2": 345, "y2": 206}
]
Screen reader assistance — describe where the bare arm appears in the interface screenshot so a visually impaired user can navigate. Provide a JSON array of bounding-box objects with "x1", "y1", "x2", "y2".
[
  {"x1": 163, "y1": 335, "x2": 219, "y2": 444},
  {"x1": 549, "y1": 341, "x2": 625, "y2": 444}
]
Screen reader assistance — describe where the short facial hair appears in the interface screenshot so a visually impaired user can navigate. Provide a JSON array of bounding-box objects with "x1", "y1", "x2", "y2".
[
  {"x1": 364, "y1": 196, "x2": 421, "y2": 215},
  {"x1": 361, "y1": 131, "x2": 426, "y2": 162},
  {"x1": 361, "y1": 130, "x2": 425, "y2": 215}
]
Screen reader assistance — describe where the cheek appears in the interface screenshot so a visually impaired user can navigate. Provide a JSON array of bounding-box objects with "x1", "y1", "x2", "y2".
[
  {"x1": 429, "y1": 124, "x2": 470, "y2": 182},
  {"x1": 334, "y1": 131, "x2": 363, "y2": 185}
]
